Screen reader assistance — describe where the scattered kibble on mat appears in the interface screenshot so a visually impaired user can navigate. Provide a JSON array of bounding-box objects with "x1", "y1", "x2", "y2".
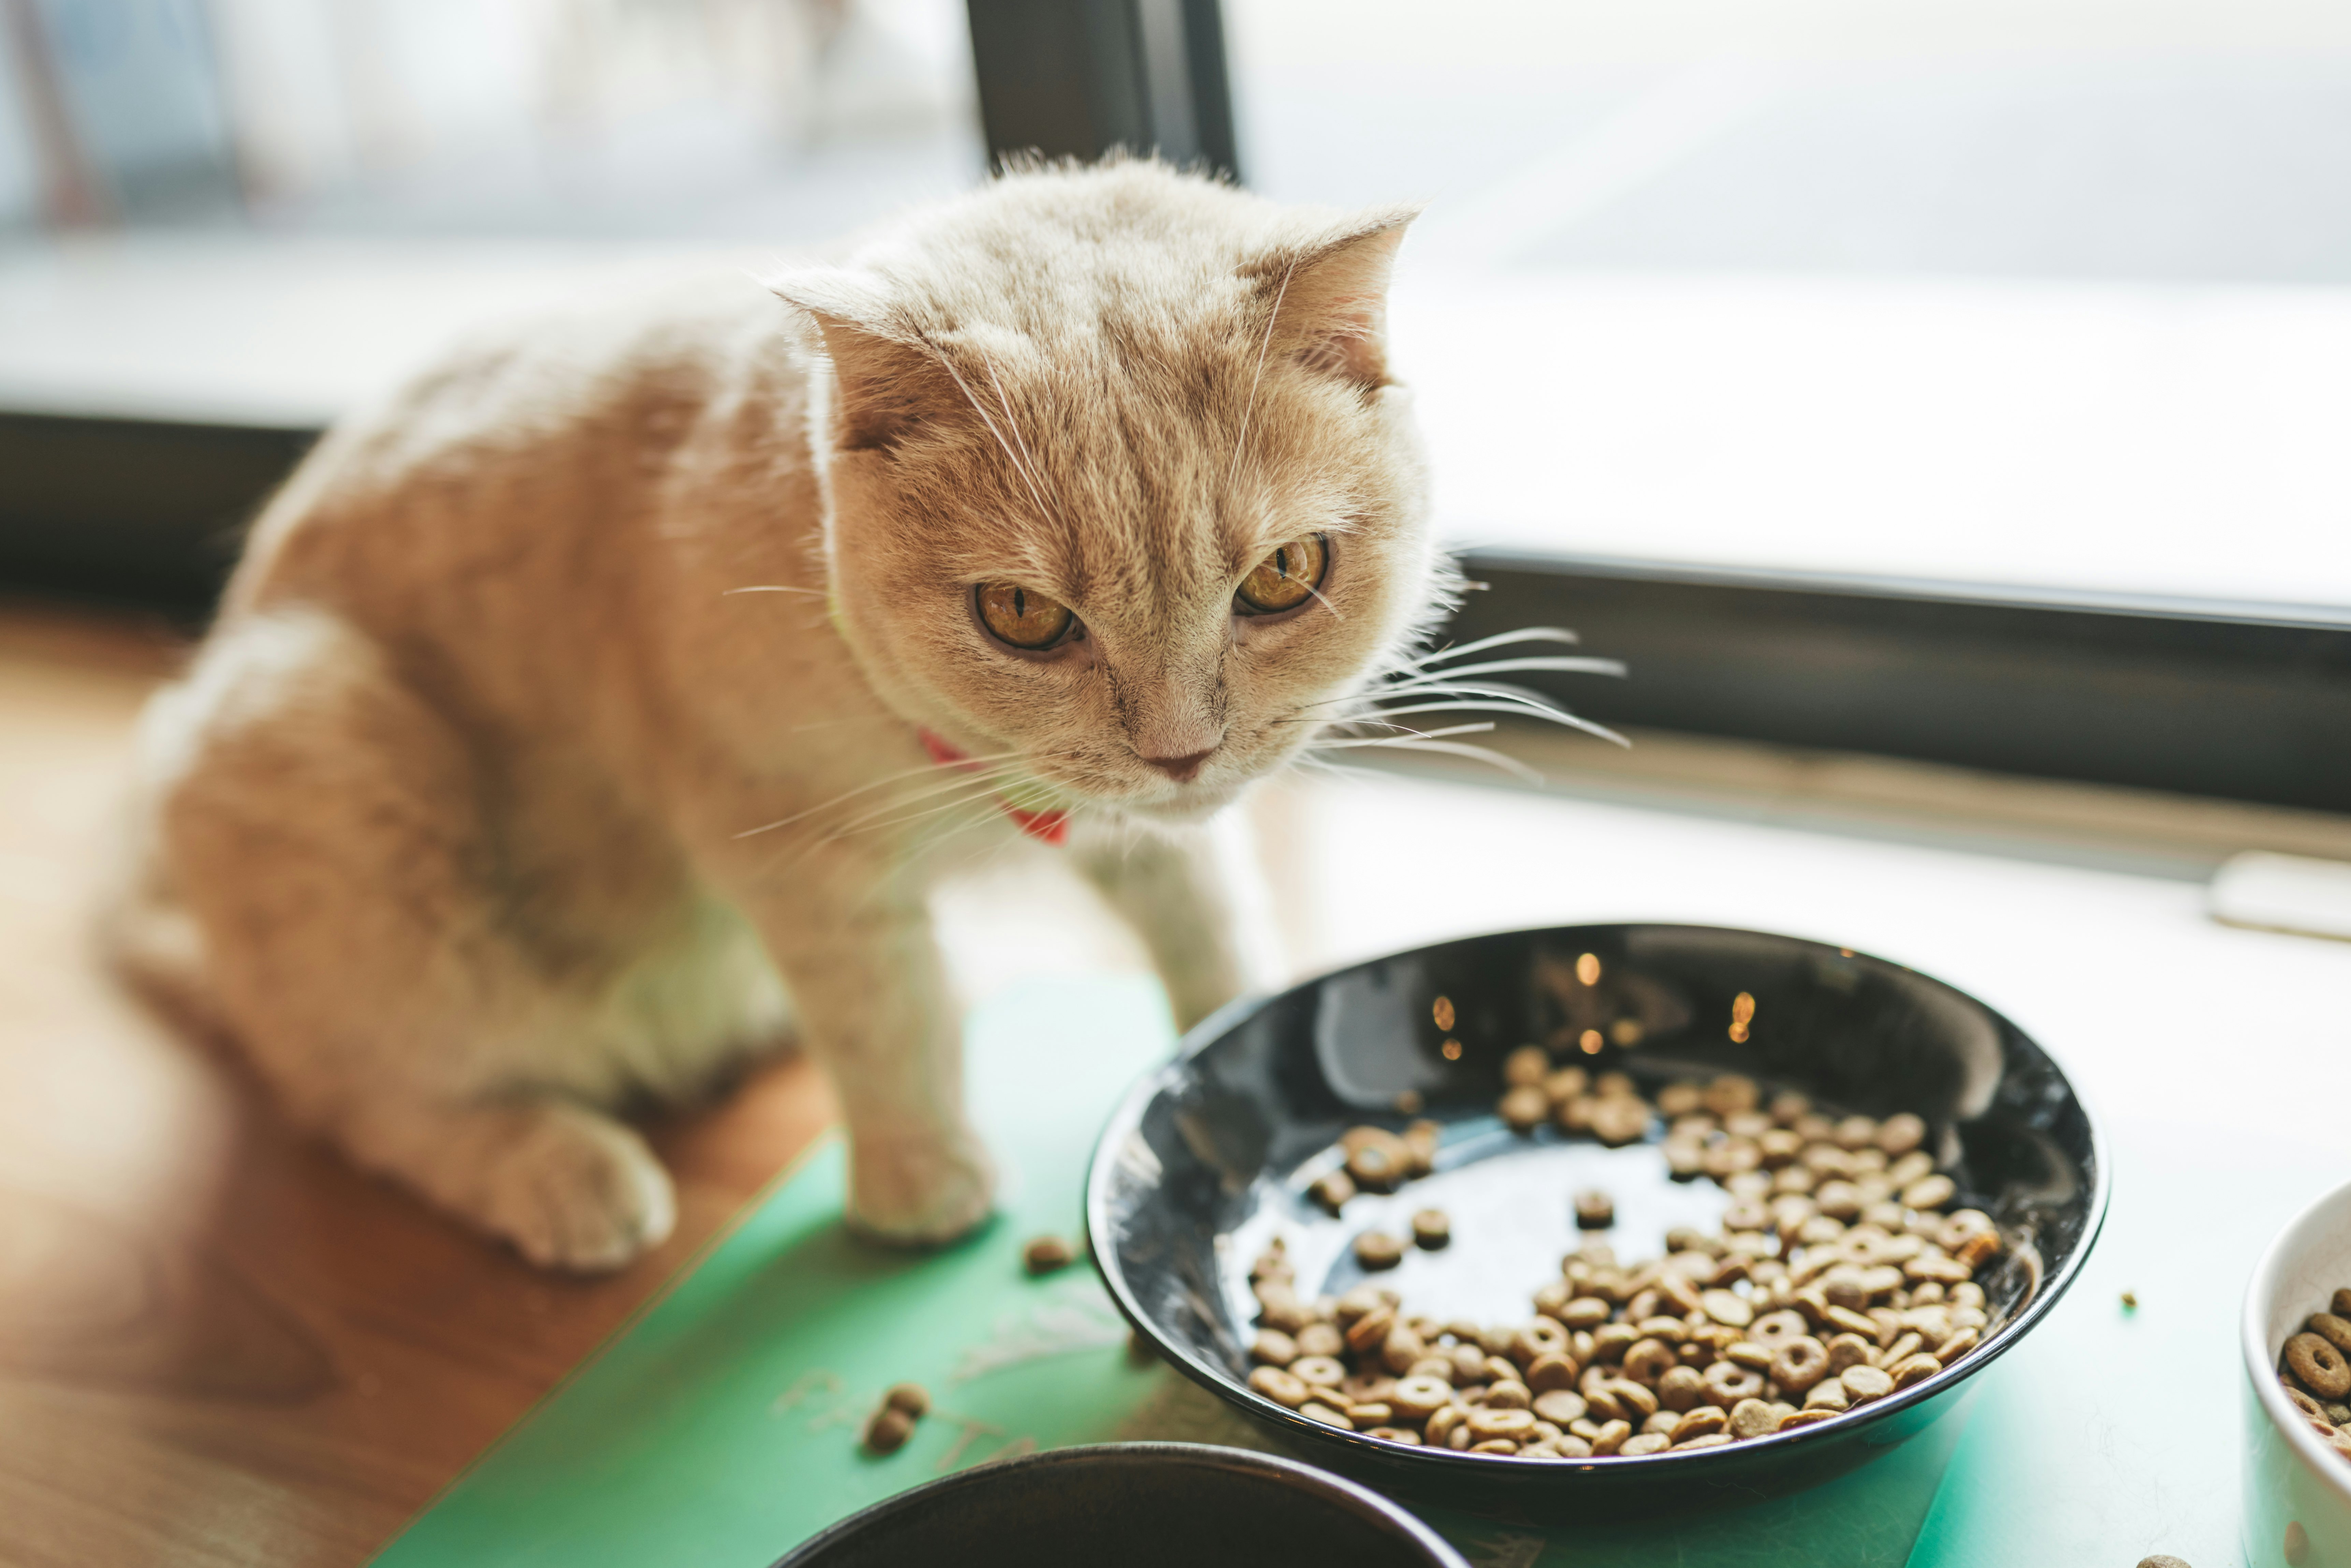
[
  {"x1": 1023, "y1": 1235, "x2": 1075, "y2": 1275},
  {"x1": 861, "y1": 1383, "x2": 931, "y2": 1454},
  {"x1": 1412, "y1": 1209, "x2": 1451, "y2": 1249},
  {"x1": 1248, "y1": 1070, "x2": 2002, "y2": 1459},
  {"x1": 2276, "y1": 1286, "x2": 2351, "y2": 1463},
  {"x1": 2121, "y1": 1291, "x2": 2138, "y2": 1309}
]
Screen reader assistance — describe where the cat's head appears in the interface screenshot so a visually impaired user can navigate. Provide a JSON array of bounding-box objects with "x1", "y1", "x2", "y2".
[{"x1": 773, "y1": 160, "x2": 1447, "y2": 825}]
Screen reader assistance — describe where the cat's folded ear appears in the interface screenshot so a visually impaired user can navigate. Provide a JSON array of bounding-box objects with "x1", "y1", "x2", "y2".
[
  {"x1": 1249, "y1": 207, "x2": 1419, "y2": 392},
  {"x1": 769, "y1": 269, "x2": 961, "y2": 455}
]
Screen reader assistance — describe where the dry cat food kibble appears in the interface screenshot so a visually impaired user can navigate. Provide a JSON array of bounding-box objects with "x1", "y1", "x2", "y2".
[
  {"x1": 862, "y1": 1384, "x2": 930, "y2": 1454},
  {"x1": 2274, "y1": 1286, "x2": 2351, "y2": 1464},
  {"x1": 1023, "y1": 1235, "x2": 1076, "y2": 1275},
  {"x1": 1247, "y1": 1070, "x2": 2005, "y2": 1460}
]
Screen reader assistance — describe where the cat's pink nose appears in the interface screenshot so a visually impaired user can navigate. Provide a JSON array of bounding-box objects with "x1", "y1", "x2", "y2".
[{"x1": 1141, "y1": 748, "x2": 1216, "y2": 782}]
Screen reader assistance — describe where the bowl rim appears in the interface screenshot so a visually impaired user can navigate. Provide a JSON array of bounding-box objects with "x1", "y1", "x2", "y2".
[
  {"x1": 770, "y1": 1440, "x2": 1471, "y2": 1567},
  {"x1": 1086, "y1": 919, "x2": 2112, "y2": 1474},
  {"x1": 2239, "y1": 1175, "x2": 2351, "y2": 1504}
]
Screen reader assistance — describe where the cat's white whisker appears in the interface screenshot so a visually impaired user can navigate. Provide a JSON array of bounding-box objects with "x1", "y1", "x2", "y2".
[
  {"x1": 1326, "y1": 694, "x2": 1626, "y2": 743},
  {"x1": 1224, "y1": 258, "x2": 1297, "y2": 498},
  {"x1": 1353, "y1": 737, "x2": 1547, "y2": 785},
  {"x1": 1372, "y1": 654, "x2": 1628, "y2": 695},
  {"x1": 1312, "y1": 721, "x2": 1501, "y2": 749},
  {"x1": 1388, "y1": 626, "x2": 1583, "y2": 672},
  {"x1": 732, "y1": 752, "x2": 1024, "y2": 838},
  {"x1": 926, "y1": 343, "x2": 1059, "y2": 530},
  {"x1": 821, "y1": 768, "x2": 1028, "y2": 841},
  {"x1": 983, "y1": 358, "x2": 1064, "y2": 529},
  {"x1": 721, "y1": 585, "x2": 827, "y2": 597}
]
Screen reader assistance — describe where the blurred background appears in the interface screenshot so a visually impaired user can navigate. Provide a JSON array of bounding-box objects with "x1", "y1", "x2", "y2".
[{"x1": 2, "y1": 0, "x2": 2347, "y2": 810}]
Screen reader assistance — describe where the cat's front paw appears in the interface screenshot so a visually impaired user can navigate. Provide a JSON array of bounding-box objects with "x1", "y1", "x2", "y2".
[
  {"x1": 477, "y1": 1104, "x2": 678, "y2": 1272},
  {"x1": 845, "y1": 1126, "x2": 996, "y2": 1245}
]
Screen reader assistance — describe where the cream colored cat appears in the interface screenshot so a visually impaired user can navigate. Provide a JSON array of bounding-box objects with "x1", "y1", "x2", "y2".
[{"x1": 102, "y1": 160, "x2": 1485, "y2": 1271}]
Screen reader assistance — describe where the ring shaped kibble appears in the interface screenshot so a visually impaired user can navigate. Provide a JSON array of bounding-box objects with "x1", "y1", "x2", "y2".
[
  {"x1": 2288, "y1": 1333, "x2": 2351, "y2": 1400},
  {"x1": 1769, "y1": 1336, "x2": 1831, "y2": 1392}
]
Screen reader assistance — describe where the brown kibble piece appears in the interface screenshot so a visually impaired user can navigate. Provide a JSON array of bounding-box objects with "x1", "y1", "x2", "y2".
[
  {"x1": 1875, "y1": 1113, "x2": 1926, "y2": 1156},
  {"x1": 1501, "y1": 1083, "x2": 1551, "y2": 1132},
  {"x1": 1247, "y1": 1366, "x2": 1311, "y2": 1407},
  {"x1": 1588, "y1": 1096, "x2": 1652, "y2": 1146},
  {"x1": 1729, "y1": 1398, "x2": 1779, "y2": 1439},
  {"x1": 1587, "y1": 1419, "x2": 1632, "y2": 1454},
  {"x1": 1560, "y1": 1295, "x2": 1613, "y2": 1330},
  {"x1": 1023, "y1": 1235, "x2": 1075, "y2": 1274},
  {"x1": 2134, "y1": 1558, "x2": 2194, "y2": 1568},
  {"x1": 1699, "y1": 1288, "x2": 1753, "y2": 1328},
  {"x1": 1467, "y1": 1407, "x2": 1537, "y2": 1440},
  {"x1": 1299, "y1": 1402, "x2": 1354, "y2": 1430},
  {"x1": 1311, "y1": 1170, "x2": 1357, "y2": 1212},
  {"x1": 1534, "y1": 1389, "x2": 1588, "y2": 1424},
  {"x1": 1290, "y1": 1354, "x2": 1347, "y2": 1388},
  {"x1": 1620, "y1": 1433, "x2": 1671, "y2": 1456},
  {"x1": 1670, "y1": 1405, "x2": 1728, "y2": 1441},
  {"x1": 1514, "y1": 1317, "x2": 1570, "y2": 1364},
  {"x1": 1900, "y1": 1174, "x2": 1956, "y2": 1211},
  {"x1": 1295, "y1": 1322, "x2": 1344, "y2": 1358},
  {"x1": 2288, "y1": 1332, "x2": 2351, "y2": 1399},
  {"x1": 1412, "y1": 1209, "x2": 1451, "y2": 1249},
  {"x1": 1348, "y1": 1139, "x2": 1408, "y2": 1192},
  {"x1": 1252, "y1": 1330, "x2": 1298, "y2": 1366},
  {"x1": 863, "y1": 1406, "x2": 916, "y2": 1454},
  {"x1": 2308, "y1": 1313, "x2": 2351, "y2": 1358},
  {"x1": 1367, "y1": 1426, "x2": 1423, "y2": 1445},
  {"x1": 1390, "y1": 1376, "x2": 1453, "y2": 1421},
  {"x1": 1889, "y1": 1353, "x2": 1943, "y2": 1388},
  {"x1": 1527, "y1": 1351, "x2": 1578, "y2": 1393},
  {"x1": 2334, "y1": 1288, "x2": 2351, "y2": 1319},
  {"x1": 1343, "y1": 1305, "x2": 1394, "y2": 1354},
  {"x1": 1750, "y1": 1310, "x2": 1808, "y2": 1349},
  {"x1": 1485, "y1": 1380, "x2": 1533, "y2": 1410},
  {"x1": 1656, "y1": 1365, "x2": 1708, "y2": 1412},
  {"x1": 1779, "y1": 1407, "x2": 1837, "y2": 1431},
  {"x1": 1575, "y1": 1189, "x2": 1616, "y2": 1230},
  {"x1": 1824, "y1": 1333, "x2": 1875, "y2": 1374},
  {"x1": 884, "y1": 1382, "x2": 930, "y2": 1418},
  {"x1": 1770, "y1": 1336, "x2": 1830, "y2": 1392},
  {"x1": 1505, "y1": 1044, "x2": 1551, "y2": 1085},
  {"x1": 1355, "y1": 1231, "x2": 1407, "y2": 1271},
  {"x1": 1841, "y1": 1363, "x2": 1895, "y2": 1403}
]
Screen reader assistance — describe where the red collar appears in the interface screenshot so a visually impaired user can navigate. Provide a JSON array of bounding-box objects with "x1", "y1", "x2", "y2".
[{"x1": 917, "y1": 730, "x2": 1070, "y2": 846}]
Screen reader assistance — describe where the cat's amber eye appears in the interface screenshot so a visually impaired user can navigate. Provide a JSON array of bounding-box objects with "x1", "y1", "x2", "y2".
[
  {"x1": 1236, "y1": 534, "x2": 1329, "y2": 615},
  {"x1": 976, "y1": 583, "x2": 1076, "y2": 650}
]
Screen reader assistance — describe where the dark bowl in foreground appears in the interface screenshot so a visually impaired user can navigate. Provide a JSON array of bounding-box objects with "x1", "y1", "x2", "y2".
[
  {"x1": 772, "y1": 1441, "x2": 1469, "y2": 1567},
  {"x1": 1085, "y1": 923, "x2": 2108, "y2": 1521}
]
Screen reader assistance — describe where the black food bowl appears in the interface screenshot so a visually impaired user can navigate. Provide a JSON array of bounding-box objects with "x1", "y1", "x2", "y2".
[
  {"x1": 1086, "y1": 923, "x2": 2107, "y2": 1520},
  {"x1": 773, "y1": 1442, "x2": 1469, "y2": 1567}
]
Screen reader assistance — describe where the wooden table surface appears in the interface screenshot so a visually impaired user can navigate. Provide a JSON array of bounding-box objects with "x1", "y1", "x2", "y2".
[{"x1": 0, "y1": 603, "x2": 838, "y2": 1568}]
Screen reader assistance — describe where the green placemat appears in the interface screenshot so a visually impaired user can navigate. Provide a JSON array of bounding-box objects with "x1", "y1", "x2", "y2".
[{"x1": 374, "y1": 975, "x2": 2318, "y2": 1567}]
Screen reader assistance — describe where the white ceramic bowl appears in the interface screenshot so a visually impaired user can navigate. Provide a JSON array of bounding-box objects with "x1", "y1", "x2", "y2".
[{"x1": 2244, "y1": 1178, "x2": 2351, "y2": 1567}]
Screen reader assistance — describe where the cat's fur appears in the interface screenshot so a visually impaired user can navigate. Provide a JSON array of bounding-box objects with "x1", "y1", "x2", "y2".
[{"x1": 103, "y1": 160, "x2": 1444, "y2": 1270}]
